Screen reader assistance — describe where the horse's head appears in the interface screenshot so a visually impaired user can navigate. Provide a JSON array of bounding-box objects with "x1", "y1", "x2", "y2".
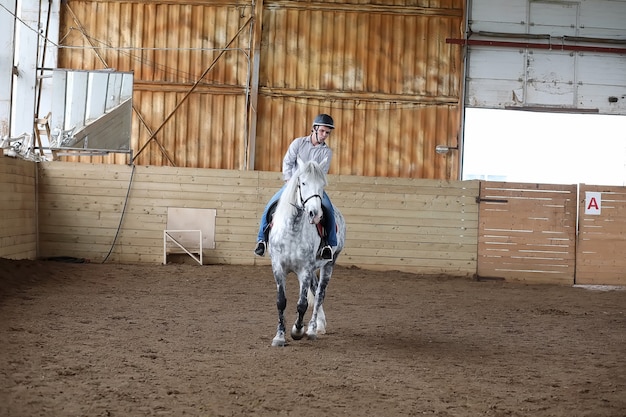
[{"x1": 295, "y1": 158, "x2": 327, "y2": 225}]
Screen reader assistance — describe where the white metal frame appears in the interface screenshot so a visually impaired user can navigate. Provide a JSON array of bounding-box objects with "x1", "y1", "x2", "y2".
[{"x1": 163, "y1": 229, "x2": 203, "y2": 265}]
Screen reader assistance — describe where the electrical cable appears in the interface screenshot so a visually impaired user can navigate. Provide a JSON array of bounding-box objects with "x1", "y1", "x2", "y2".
[{"x1": 102, "y1": 163, "x2": 136, "y2": 263}]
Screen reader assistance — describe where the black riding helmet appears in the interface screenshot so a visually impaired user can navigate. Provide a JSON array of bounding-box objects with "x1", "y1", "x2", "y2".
[{"x1": 312, "y1": 114, "x2": 335, "y2": 130}]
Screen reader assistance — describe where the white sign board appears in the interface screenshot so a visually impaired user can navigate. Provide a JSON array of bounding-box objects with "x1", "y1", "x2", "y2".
[{"x1": 585, "y1": 191, "x2": 602, "y2": 215}]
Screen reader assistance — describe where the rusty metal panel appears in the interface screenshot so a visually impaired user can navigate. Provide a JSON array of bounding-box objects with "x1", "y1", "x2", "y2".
[
  {"x1": 477, "y1": 181, "x2": 577, "y2": 284},
  {"x1": 57, "y1": 0, "x2": 464, "y2": 179},
  {"x1": 255, "y1": 1, "x2": 464, "y2": 179},
  {"x1": 58, "y1": 0, "x2": 253, "y2": 168},
  {"x1": 577, "y1": 185, "x2": 626, "y2": 286},
  {"x1": 255, "y1": 100, "x2": 460, "y2": 179}
]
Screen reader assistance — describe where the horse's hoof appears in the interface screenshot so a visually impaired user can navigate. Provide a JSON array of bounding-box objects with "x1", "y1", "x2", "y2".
[
  {"x1": 306, "y1": 331, "x2": 318, "y2": 341},
  {"x1": 291, "y1": 325, "x2": 305, "y2": 340},
  {"x1": 272, "y1": 337, "x2": 286, "y2": 347},
  {"x1": 316, "y1": 318, "x2": 326, "y2": 334}
]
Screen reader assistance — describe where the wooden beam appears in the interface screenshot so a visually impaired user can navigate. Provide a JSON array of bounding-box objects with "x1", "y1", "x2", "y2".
[
  {"x1": 246, "y1": 0, "x2": 263, "y2": 170},
  {"x1": 267, "y1": 1, "x2": 462, "y2": 17}
]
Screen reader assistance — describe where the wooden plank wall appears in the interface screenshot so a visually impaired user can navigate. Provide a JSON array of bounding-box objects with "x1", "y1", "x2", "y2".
[
  {"x1": 333, "y1": 176, "x2": 478, "y2": 274},
  {"x1": 4, "y1": 158, "x2": 625, "y2": 285},
  {"x1": 477, "y1": 181, "x2": 577, "y2": 284},
  {"x1": 35, "y1": 162, "x2": 478, "y2": 276},
  {"x1": 577, "y1": 184, "x2": 626, "y2": 286},
  {"x1": 0, "y1": 156, "x2": 37, "y2": 259}
]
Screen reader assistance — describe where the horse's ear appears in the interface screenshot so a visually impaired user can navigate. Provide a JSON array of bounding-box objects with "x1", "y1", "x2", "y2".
[
  {"x1": 320, "y1": 157, "x2": 328, "y2": 166},
  {"x1": 296, "y1": 156, "x2": 305, "y2": 170}
]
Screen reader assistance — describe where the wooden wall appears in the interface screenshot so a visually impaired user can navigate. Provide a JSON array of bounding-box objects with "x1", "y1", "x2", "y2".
[
  {"x1": 577, "y1": 184, "x2": 626, "y2": 286},
  {"x1": 0, "y1": 156, "x2": 37, "y2": 259},
  {"x1": 35, "y1": 161, "x2": 478, "y2": 276},
  {"x1": 477, "y1": 182, "x2": 577, "y2": 285},
  {"x1": 4, "y1": 157, "x2": 626, "y2": 285},
  {"x1": 55, "y1": 0, "x2": 464, "y2": 180}
]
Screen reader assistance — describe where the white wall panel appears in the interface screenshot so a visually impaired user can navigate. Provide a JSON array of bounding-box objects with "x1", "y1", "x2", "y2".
[
  {"x1": 468, "y1": 47, "x2": 525, "y2": 80},
  {"x1": 467, "y1": 79, "x2": 524, "y2": 107},
  {"x1": 1, "y1": 0, "x2": 59, "y2": 138},
  {"x1": 578, "y1": 54, "x2": 626, "y2": 84},
  {"x1": 580, "y1": 1, "x2": 626, "y2": 38},
  {"x1": 529, "y1": 1, "x2": 578, "y2": 36},
  {"x1": 12, "y1": 0, "x2": 39, "y2": 137},
  {"x1": 469, "y1": 0, "x2": 528, "y2": 34},
  {"x1": 578, "y1": 84, "x2": 626, "y2": 113},
  {"x1": 467, "y1": 0, "x2": 626, "y2": 115},
  {"x1": 0, "y1": 0, "x2": 16, "y2": 137},
  {"x1": 526, "y1": 50, "x2": 576, "y2": 106}
]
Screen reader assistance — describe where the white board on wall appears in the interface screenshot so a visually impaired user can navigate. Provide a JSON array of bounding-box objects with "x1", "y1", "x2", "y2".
[{"x1": 166, "y1": 207, "x2": 216, "y2": 250}]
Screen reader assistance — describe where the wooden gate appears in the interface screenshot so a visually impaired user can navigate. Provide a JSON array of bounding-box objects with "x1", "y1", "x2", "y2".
[
  {"x1": 576, "y1": 185, "x2": 626, "y2": 286},
  {"x1": 477, "y1": 181, "x2": 577, "y2": 284}
]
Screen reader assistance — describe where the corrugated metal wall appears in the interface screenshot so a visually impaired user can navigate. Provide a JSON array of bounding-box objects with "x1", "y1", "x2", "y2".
[
  {"x1": 57, "y1": 0, "x2": 464, "y2": 179},
  {"x1": 58, "y1": 0, "x2": 253, "y2": 168},
  {"x1": 255, "y1": 1, "x2": 463, "y2": 179}
]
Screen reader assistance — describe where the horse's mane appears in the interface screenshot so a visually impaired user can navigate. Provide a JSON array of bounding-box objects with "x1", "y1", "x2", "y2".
[{"x1": 275, "y1": 160, "x2": 327, "y2": 219}]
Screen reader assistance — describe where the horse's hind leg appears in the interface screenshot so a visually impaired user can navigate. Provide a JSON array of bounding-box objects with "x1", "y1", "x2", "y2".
[
  {"x1": 272, "y1": 270, "x2": 288, "y2": 347},
  {"x1": 307, "y1": 264, "x2": 333, "y2": 339},
  {"x1": 307, "y1": 285, "x2": 326, "y2": 334},
  {"x1": 290, "y1": 271, "x2": 313, "y2": 341}
]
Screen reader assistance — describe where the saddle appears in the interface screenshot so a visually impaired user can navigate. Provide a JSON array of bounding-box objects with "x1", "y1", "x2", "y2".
[{"x1": 263, "y1": 201, "x2": 333, "y2": 243}]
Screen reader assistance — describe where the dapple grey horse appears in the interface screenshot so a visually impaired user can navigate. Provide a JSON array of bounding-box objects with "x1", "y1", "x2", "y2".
[{"x1": 267, "y1": 158, "x2": 346, "y2": 347}]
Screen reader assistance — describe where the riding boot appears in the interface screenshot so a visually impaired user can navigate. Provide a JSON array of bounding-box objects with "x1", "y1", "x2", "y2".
[
  {"x1": 320, "y1": 237, "x2": 333, "y2": 260},
  {"x1": 254, "y1": 241, "x2": 265, "y2": 256},
  {"x1": 254, "y1": 225, "x2": 271, "y2": 257}
]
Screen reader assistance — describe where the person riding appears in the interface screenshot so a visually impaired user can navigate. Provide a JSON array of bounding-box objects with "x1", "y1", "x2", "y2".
[{"x1": 255, "y1": 113, "x2": 338, "y2": 260}]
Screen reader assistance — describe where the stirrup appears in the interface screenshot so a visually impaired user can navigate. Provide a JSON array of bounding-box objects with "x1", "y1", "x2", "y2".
[
  {"x1": 254, "y1": 241, "x2": 266, "y2": 257},
  {"x1": 321, "y1": 245, "x2": 333, "y2": 260}
]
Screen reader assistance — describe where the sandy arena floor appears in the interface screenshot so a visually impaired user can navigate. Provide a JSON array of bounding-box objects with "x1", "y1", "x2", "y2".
[{"x1": 0, "y1": 258, "x2": 624, "y2": 417}]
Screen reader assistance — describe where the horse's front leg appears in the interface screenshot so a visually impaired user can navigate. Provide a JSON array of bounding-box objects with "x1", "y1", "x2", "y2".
[
  {"x1": 272, "y1": 269, "x2": 288, "y2": 347},
  {"x1": 290, "y1": 271, "x2": 312, "y2": 340},
  {"x1": 307, "y1": 264, "x2": 333, "y2": 340}
]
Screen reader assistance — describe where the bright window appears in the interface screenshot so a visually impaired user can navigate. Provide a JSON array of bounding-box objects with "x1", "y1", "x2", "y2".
[{"x1": 462, "y1": 108, "x2": 626, "y2": 186}]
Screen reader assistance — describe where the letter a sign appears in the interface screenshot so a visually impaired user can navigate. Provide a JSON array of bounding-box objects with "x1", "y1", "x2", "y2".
[{"x1": 585, "y1": 192, "x2": 601, "y2": 215}]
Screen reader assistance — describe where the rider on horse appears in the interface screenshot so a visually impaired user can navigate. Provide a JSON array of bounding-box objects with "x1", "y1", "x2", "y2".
[{"x1": 255, "y1": 113, "x2": 338, "y2": 260}]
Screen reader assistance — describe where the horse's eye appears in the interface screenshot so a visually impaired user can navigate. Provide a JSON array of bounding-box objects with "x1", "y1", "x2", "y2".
[{"x1": 301, "y1": 182, "x2": 306, "y2": 186}]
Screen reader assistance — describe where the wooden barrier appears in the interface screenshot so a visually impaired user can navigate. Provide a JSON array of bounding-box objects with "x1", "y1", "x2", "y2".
[
  {"x1": 35, "y1": 162, "x2": 479, "y2": 277},
  {"x1": 0, "y1": 157, "x2": 37, "y2": 259},
  {"x1": 577, "y1": 185, "x2": 626, "y2": 286},
  {"x1": 3, "y1": 157, "x2": 624, "y2": 285},
  {"x1": 477, "y1": 182, "x2": 577, "y2": 285}
]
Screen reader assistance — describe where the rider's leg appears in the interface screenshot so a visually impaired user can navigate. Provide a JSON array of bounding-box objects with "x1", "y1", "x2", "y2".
[
  {"x1": 322, "y1": 192, "x2": 337, "y2": 246},
  {"x1": 255, "y1": 186, "x2": 285, "y2": 256},
  {"x1": 320, "y1": 192, "x2": 336, "y2": 259}
]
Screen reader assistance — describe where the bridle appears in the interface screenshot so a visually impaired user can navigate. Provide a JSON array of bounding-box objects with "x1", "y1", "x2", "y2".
[{"x1": 295, "y1": 177, "x2": 322, "y2": 211}]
